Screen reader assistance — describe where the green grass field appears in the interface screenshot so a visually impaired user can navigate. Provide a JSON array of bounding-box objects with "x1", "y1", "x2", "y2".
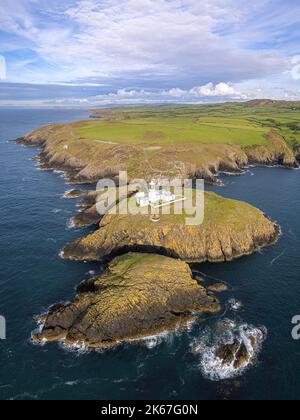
[{"x1": 77, "y1": 101, "x2": 300, "y2": 150}]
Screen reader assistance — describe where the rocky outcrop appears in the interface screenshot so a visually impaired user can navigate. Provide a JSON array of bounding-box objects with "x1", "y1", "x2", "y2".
[
  {"x1": 245, "y1": 130, "x2": 297, "y2": 168},
  {"x1": 216, "y1": 340, "x2": 249, "y2": 370},
  {"x1": 63, "y1": 191, "x2": 279, "y2": 263},
  {"x1": 72, "y1": 187, "x2": 138, "y2": 228},
  {"x1": 73, "y1": 204, "x2": 101, "y2": 228},
  {"x1": 65, "y1": 189, "x2": 85, "y2": 199},
  {"x1": 215, "y1": 326, "x2": 265, "y2": 370},
  {"x1": 207, "y1": 284, "x2": 228, "y2": 293},
  {"x1": 33, "y1": 253, "x2": 220, "y2": 348}
]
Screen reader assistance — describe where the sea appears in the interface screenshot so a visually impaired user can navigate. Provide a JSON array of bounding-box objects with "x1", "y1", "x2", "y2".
[{"x1": 0, "y1": 108, "x2": 300, "y2": 400}]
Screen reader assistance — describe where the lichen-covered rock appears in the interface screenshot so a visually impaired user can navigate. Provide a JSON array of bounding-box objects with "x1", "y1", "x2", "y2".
[
  {"x1": 33, "y1": 253, "x2": 220, "y2": 348},
  {"x1": 63, "y1": 191, "x2": 279, "y2": 263},
  {"x1": 207, "y1": 283, "x2": 228, "y2": 293}
]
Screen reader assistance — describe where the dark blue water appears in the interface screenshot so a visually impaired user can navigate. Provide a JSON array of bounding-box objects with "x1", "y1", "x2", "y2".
[{"x1": 0, "y1": 109, "x2": 300, "y2": 400}]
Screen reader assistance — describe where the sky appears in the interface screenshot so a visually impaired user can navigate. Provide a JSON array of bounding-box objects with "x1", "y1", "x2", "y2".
[{"x1": 0, "y1": 0, "x2": 300, "y2": 107}]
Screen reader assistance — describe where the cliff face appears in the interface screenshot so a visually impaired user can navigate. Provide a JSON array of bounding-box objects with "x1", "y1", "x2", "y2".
[
  {"x1": 18, "y1": 122, "x2": 298, "y2": 185},
  {"x1": 33, "y1": 253, "x2": 220, "y2": 348},
  {"x1": 63, "y1": 192, "x2": 279, "y2": 263},
  {"x1": 245, "y1": 131, "x2": 296, "y2": 167}
]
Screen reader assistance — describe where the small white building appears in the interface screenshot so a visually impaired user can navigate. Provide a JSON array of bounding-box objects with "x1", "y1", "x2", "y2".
[
  {"x1": 135, "y1": 192, "x2": 150, "y2": 207},
  {"x1": 136, "y1": 180, "x2": 177, "y2": 208}
]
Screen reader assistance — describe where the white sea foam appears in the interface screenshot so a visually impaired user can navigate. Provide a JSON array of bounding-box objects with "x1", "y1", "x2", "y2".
[
  {"x1": 66, "y1": 217, "x2": 75, "y2": 230},
  {"x1": 270, "y1": 249, "x2": 286, "y2": 266},
  {"x1": 192, "y1": 320, "x2": 267, "y2": 381},
  {"x1": 87, "y1": 270, "x2": 96, "y2": 276},
  {"x1": 141, "y1": 331, "x2": 171, "y2": 349},
  {"x1": 63, "y1": 190, "x2": 73, "y2": 199},
  {"x1": 59, "y1": 340, "x2": 91, "y2": 355},
  {"x1": 65, "y1": 381, "x2": 79, "y2": 386},
  {"x1": 51, "y1": 208, "x2": 62, "y2": 214},
  {"x1": 30, "y1": 316, "x2": 48, "y2": 347},
  {"x1": 229, "y1": 299, "x2": 243, "y2": 311}
]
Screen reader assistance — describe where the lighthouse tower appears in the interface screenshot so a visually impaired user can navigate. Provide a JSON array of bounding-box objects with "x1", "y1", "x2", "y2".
[{"x1": 149, "y1": 180, "x2": 158, "y2": 205}]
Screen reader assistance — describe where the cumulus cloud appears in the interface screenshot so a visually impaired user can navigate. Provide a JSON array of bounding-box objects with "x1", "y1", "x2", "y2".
[
  {"x1": 45, "y1": 82, "x2": 248, "y2": 106},
  {"x1": 189, "y1": 83, "x2": 246, "y2": 99},
  {"x1": 0, "y1": 0, "x2": 291, "y2": 87}
]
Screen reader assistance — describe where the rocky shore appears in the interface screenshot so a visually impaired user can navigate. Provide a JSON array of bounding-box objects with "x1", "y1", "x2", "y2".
[
  {"x1": 17, "y1": 116, "x2": 283, "y2": 363},
  {"x1": 33, "y1": 253, "x2": 221, "y2": 348}
]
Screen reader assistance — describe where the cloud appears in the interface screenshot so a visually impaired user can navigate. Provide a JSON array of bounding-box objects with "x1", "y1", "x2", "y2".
[
  {"x1": 3, "y1": 77, "x2": 300, "y2": 107},
  {"x1": 0, "y1": 0, "x2": 291, "y2": 87},
  {"x1": 189, "y1": 83, "x2": 246, "y2": 99},
  {"x1": 0, "y1": 0, "x2": 300, "y2": 105},
  {"x1": 0, "y1": 56, "x2": 6, "y2": 80},
  {"x1": 43, "y1": 82, "x2": 248, "y2": 106}
]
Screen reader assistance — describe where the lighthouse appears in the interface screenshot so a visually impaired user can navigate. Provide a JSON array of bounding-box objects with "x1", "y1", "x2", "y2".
[{"x1": 148, "y1": 180, "x2": 158, "y2": 205}]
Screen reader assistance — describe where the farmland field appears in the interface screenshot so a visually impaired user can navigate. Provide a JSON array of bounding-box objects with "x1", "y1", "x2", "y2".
[{"x1": 76, "y1": 101, "x2": 300, "y2": 150}]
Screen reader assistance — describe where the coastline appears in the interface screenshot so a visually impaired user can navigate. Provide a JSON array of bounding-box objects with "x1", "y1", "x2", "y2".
[
  {"x1": 16, "y1": 123, "x2": 299, "y2": 186},
  {"x1": 15, "y1": 114, "x2": 286, "y2": 359}
]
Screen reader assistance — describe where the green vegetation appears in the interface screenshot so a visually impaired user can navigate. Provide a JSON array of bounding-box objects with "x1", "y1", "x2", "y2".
[
  {"x1": 25, "y1": 99, "x2": 299, "y2": 183},
  {"x1": 82, "y1": 100, "x2": 300, "y2": 150},
  {"x1": 111, "y1": 190, "x2": 266, "y2": 230},
  {"x1": 78, "y1": 113, "x2": 269, "y2": 147}
]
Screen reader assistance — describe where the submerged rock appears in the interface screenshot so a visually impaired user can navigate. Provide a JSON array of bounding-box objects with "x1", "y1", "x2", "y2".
[{"x1": 33, "y1": 253, "x2": 220, "y2": 348}]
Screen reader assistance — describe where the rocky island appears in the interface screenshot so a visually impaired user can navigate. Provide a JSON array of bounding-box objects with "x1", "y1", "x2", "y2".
[
  {"x1": 33, "y1": 253, "x2": 220, "y2": 348},
  {"x1": 19, "y1": 101, "x2": 298, "y2": 360},
  {"x1": 63, "y1": 191, "x2": 279, "y2": 263}
]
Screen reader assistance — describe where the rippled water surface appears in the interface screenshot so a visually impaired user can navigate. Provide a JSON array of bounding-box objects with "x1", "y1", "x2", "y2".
[{"x1": 0, "y1": 108, "x2": 300, "y2": 400}]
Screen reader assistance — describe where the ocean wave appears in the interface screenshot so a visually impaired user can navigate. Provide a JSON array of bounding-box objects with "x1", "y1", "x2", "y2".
[
  {"x1": 66, "y1": 217, "x2": 75, "y2": 230},
  {"x1": 65, "y1": 380, "x2": 80, "y2": 386},
  {"x1": 30, "y1": 316, "x2": 48, "y2": 347},
  {"x1": 59, "y1": 340, "x2": 91, "y2": 355},
  {"x1": 62, "y1": 189, "x2": 73, "y2": 199},
  {"x1": 192, "y1": 319, "x2": 267, "y2": 381},
  {"x1": 59, "y1": 249, "x2": 65, "y2": 259},
  {"x1": 142, "y1": 332, "x2": 171, "y2": 349}
]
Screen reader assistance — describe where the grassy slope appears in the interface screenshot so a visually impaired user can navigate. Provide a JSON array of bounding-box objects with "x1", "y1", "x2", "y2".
[
  {"x1": 27, "y1": 100, "x2": 299, "y2": 182},
  {"x1": 109, "y1": 190, "x2": 265, "y2": 231},
  {"x1": 84, "y1": 101, "x2": 300, "y2": 150},
  {"x1": 77, "y1": 116, "x2": 268, "y2": 146}
]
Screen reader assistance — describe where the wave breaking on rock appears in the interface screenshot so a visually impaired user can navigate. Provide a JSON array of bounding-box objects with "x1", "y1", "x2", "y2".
[{"x1": 192, "y1": 319, "x2": 267, "y2": 381}]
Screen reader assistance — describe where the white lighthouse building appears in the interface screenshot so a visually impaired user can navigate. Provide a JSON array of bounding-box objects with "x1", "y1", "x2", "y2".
[{"x1": 135, "y1": 180, "x2": 180, "y2": 208}]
